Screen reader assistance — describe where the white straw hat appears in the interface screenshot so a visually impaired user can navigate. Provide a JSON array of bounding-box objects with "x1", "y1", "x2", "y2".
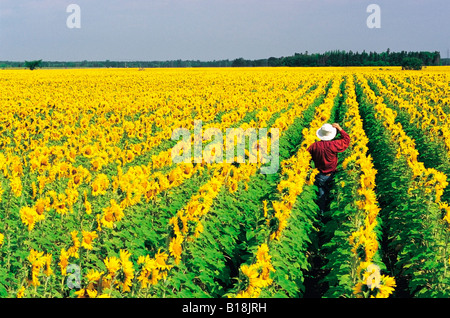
[{"x1": 316, "y1": 123, "x2": 337, "y2": 141}]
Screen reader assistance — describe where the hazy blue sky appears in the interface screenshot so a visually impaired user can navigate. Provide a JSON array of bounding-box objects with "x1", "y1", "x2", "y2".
[{"x1": 0, "y1": 0, "x2": 449, "y2": 61}]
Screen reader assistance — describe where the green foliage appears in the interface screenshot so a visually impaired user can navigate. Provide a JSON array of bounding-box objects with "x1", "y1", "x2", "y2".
[
  {"x1": 401, "y1": 57, "x2": 423, "y2": 70},
  {"x1": 2, "y1": 50, "x2": 440, "y2": 69},
  {"x1": 356, "y1": 78, "x2": 450, "y2": 297},
  {"x1": 24, "y1": 60, "x2": 43, "y2": 70},
  {"x1": 266, "y1": 184, "x2": 319, "y2": 297}
]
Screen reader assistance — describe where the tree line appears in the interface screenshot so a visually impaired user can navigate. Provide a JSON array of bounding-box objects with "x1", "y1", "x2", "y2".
[
  {"x1": 235, "y1": 50, "x2": 441, "y2": 68},
  {"x1": 0, "y1": 50, "x2": 443, "y2": 70}
]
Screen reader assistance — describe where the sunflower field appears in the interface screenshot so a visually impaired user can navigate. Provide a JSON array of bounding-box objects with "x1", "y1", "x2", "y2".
[{"x1": 0, "y1": 66, "x2": 449, "y2": 298}]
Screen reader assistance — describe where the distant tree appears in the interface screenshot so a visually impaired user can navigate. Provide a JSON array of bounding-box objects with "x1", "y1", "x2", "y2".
[
  {"x1": 268, "y1": 57, "x2": 281, "y2": 67},
  {"x1": 401, "y1": 57, "x2": 423, "y2": 70},
  {"x1": 231, "y1": 58, "x2": 247, "y2": 67},
  {"x1": 432, "y1": 51, "x2": 441, "y2": 65},
  {"x1": 25, "y1": 59, "x2": 42, "y2": 70}
]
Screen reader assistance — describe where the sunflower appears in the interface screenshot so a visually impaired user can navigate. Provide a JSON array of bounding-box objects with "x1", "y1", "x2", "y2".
[
  {"x1": 91, "y1": 157, "x2": 107, "y2": 172},
  {"x1": 154, "y1": 250, "x2": 172, "y2": 272},
  {"x1": 118, "y1": 250, "x2": 134, "y2": 292},
  {"x1": 65, "y1": 186, "x2": 79, "y2": 211},
  {"x1": 28, "y1": 249, "x2": 46, "y2": 286},
  {"x1": 16, "y1": 286, "x2": 26, "y2": 298},
  {"x1": 376, "y1": 275, "x2": 397, "y2": 298},
  {"x1": 137, "y1": 256, "x2": 160, "y2": 288},
  {"x1": 104, "y1": 256, "x2": 121, "y2": 279},
  {"x1": 81, "y1": 230, "x2": 98, "y2": 250},
  {"x1": 20, "y1": 206, "x2": 44, "y2": 231},
  {"x1": 43, "y1": 253, "x2": 53, "y2": 277},
  {"x1": 10, "y1": 175, "x2": 22, "y2": 197},
  {"x1": 169, "y1": 235, "x2": 183, "y2": 265},
  {"x1": 67, "y1": 230, "x2": 80, "y2": 258},
  {"x1": 124, "y1": 150, "x2": 134, "y2": 164},
  {"x1": 91, "y1": 173, "x2": 109, "y2": 196},
  {"x1": 58, "y1": 248, "x2": 69, "y2": 276},
  {"x1": 84, "y1": 199, "x2": 93, "y2": 215},
  {"x1": 353, "y1": 262, "x2": 396, "y2": 298},
  {"x1": 81, "y1": 144, "x2": 96, "y2": 158},
  {"x1": 100, "y1": 199, "x2": 124, "y2": 229},
  {"x1": 53, "y1": 193, "x2": 69, "y2": 215}
]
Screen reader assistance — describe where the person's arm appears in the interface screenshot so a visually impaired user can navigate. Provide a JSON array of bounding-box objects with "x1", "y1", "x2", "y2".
[
  {"x1": 332, "y1": 123, "x2": 344, "y2": 133},
  {"x1": 331, "y1": 123, "x2": 350, "y2": 152}
]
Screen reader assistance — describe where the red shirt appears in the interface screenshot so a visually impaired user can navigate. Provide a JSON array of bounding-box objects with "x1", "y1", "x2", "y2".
[{"x1": 307, "y1": 129, "x2": 350, "y2": 174}]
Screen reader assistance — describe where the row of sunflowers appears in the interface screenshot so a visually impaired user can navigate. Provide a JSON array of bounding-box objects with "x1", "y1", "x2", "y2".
[{"x1": 356, "y1": 73, "x2": 450, "y2": 297}]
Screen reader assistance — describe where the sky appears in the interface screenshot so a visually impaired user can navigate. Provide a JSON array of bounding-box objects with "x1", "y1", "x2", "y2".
[{"x1": 0, "y1": 0, "x2": 449, "y2": 61}]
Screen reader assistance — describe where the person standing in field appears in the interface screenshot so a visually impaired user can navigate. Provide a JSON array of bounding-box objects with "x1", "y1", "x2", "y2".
[{"x1": 307, "y1": 123, "x2": 350, "y2": 216}]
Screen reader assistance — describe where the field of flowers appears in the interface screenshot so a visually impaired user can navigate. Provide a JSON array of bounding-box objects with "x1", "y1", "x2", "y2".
[{"x1": 0, "y1": 66, "x2": 449, "y2": 298}]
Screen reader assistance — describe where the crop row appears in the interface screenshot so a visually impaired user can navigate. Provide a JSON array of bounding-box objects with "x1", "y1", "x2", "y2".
[{"x1": 356, "y1": 74, "x2": 450, "y2": 297}]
